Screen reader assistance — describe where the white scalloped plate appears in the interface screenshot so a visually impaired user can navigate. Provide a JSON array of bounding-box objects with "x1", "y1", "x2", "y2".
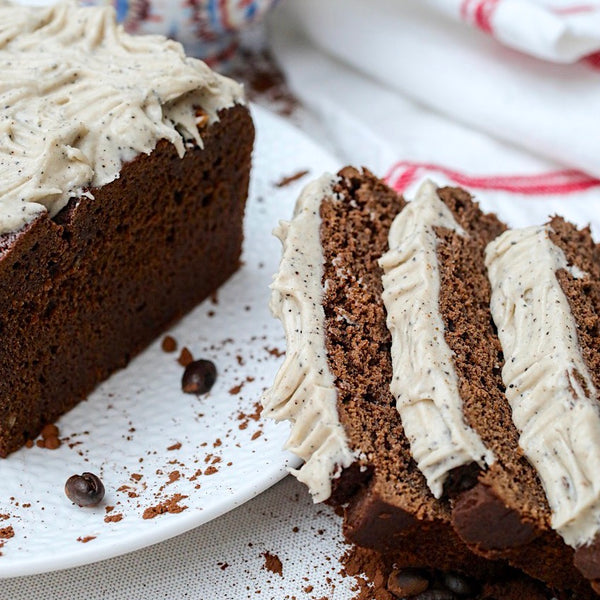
[{"x1": 0, "y1": 105, "x2": 340, "y2": 578}]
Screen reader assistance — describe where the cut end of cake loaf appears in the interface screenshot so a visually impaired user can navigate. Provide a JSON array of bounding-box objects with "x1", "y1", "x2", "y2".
[{"x1": 0, "y1": 2, "x2": 254, "y2": 456}]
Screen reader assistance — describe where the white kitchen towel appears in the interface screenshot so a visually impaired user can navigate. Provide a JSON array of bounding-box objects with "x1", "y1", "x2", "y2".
[
  {"x1": 276, "y1": 0, "x2": 600, "y2": 180},
  {"x1": 422, "y1": 0, "x2": 600, "y2": 63},
  {"x1": 270, "y1": 12, "x2": 600, "y2": 230}
]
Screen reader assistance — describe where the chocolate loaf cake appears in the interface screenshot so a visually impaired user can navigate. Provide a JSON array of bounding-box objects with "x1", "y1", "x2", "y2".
[
  {"x1": 0, "y1": 2, "x2": 254, "y2": 456},
  {"x1": 264, "y1": 168, "x2": 600, "y2": 598}
]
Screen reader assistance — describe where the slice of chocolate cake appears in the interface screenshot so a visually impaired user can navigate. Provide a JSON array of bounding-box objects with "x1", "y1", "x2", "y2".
[
  {"x1": 264, "y1": 168, "x2": 524, "y2": 586},
  {"x1": 448, "y1": 218, "x2": 600, "y2": 595}
]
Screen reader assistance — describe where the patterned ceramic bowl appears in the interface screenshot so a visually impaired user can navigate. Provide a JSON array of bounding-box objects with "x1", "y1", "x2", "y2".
[{"x1": 80, "y1": 0, "x2": 278, "y2": 62}]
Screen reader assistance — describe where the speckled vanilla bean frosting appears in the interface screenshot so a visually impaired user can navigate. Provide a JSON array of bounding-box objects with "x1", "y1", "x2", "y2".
[
  {"x1": 262, "y1": 174, "x2": 358, "y2": 503},
  {"x1": 486, "y1": 225, "x2": 600, "y2": 548},
  {"x1": 379, "y1": 180, "x2": 494, "y2": 499},
  {"x1": 0, "y1": 0, "x2": 243, "y2": 235}
]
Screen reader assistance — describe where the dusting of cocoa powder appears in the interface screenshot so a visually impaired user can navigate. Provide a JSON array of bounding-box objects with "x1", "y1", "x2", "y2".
[
  {"x1": 104, "y1": 514, "x2": 123, "y2": 523},
  {"x1": 341, "y1": 545, "x2": 395, "y2": 600},
  {"x1": 262, "y1": 551, "x2": 283, "y2": 577},
  {"x1": 142, "y1": 494, "x2": 188, "y2": 519}
]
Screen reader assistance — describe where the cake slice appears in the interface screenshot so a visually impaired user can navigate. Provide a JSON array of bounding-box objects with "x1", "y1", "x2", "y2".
[
  {"x1": 380, "y1": 186, "x2": 597, "y2": 595},
  {"x1": 0, "y1": 1, "x2": 254, "y2": 455},
  {"x1": 449, "y1": 218, "x2": 600, "y2": 594},
  {"x1": 264, "y1": 167, "x2": 527, "y2": 587}
]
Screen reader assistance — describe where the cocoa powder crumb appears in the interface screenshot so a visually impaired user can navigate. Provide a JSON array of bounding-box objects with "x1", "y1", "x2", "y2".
[
  {"x1": 341, "y1": 546, "x2": 395, "y2": 600},
  {"x1": 275, "y1": 169, "x2": 310, "y2": 188},
  {"x1": 189, "y1": 469, "x2": 202, "y2": 481},
  {"x1": 167, "y1": 442, "x2": 182, "y2": 451},
  {"x1": 77, "y1": 536, "x2": 96, "y2": 543},
  {"x1": 229, "y1": 382, "x2": 244, "y2": 395},
  {"x1": 251, "y1": 431, "x2": 262, "y2": 441},
  {"x1": 161, "y1": 335, "x2": 177, "y2": 353},
  {"x1": 167, "y1": 470, "x2": 181, "y2": 484},
  {"x1": 142, "y1": 494, "x2": 188, "y2": 519},
  {"x1": 131, "y1": 473, "x2": 143, "y2": 482},
  {"x1": 204, "y1": 466, "x2": 218, "y2": 475},
  {"x1": 177, "y1": 347, "x2": 194, "y2": 367},
  {"x1": 265, "y1": 346, "x2": 284, "y2": 358},
  {"x1": 104, "y1": 514, "x2": 123, "y2": 523},
  {"x1": 0, "y1": 527, "x2": 14, "y2": 540},
  {"x1": 262, "y1": 551, "x2": 283, "y2": 577}
]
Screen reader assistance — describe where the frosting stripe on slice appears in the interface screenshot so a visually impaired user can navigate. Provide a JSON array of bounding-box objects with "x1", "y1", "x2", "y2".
[
  {"x1": 262, "y1": 174, "x2": 357, "y2": 503},
  {"x1": 486, "y1": 225, "x2": 600, "y2": 548},
  {"x1": 379, "y1": 180, "x2": 494, "y2": 499}
]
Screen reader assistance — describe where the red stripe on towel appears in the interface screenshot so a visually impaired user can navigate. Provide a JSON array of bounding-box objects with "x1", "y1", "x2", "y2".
[
  {"x1": 385, "y1": 161, "x2": 600, "y2": 195},
  {"x1": 583, "y1": 51, "x2": 600, "y2": 70},
  {"x1": 460, "y1": 0, "x2": 501, "y2": 33},
  {"x1": 551, "y1": 5, "x2": 599, "y2": 15}
]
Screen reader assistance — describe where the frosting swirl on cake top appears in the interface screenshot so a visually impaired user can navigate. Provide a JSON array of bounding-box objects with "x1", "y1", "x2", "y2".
[{"x1": 0, "y1": 0, "x2": 243, "y2": 235}]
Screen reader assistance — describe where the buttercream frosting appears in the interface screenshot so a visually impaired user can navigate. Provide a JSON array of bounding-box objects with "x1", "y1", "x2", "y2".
[
  {"x1": 262, "y1": 174, "x2": 357, "y2": 503},
  {"x1": 379, "y1": 180, "x2": 494, "y2": 499},
  {"x1": 486, "y1": 225, "x2": 600, "y2": 548},
  {"x1": 0, "y1": 0, "x2": 243, "y2": 235}
]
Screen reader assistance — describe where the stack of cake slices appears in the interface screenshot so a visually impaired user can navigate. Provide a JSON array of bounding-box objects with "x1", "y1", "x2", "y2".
[{"x1": 263, "y1": 166, "x2": 600, "y2": 599}]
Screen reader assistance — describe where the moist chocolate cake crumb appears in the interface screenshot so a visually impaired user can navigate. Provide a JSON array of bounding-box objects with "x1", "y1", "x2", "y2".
[
  {"x1": 161, "y1": 335, "x2": 177, "y2": 353},
  {"x1": 275, "y1": 169, "x2": 310, "y2": 188},
  {"x1": 178, "y1": 347, "x2": 194, "y2": 367},
  {"x1": 142, "y1": 494, "x2": 188, "y2": 519},
  {"x1": 34, "y1": 423, "x2": 62, "y2": 450},
  {"x1": 0, "y1": 103, "x2": 253, "y2": 457},
  {"x1": 262, "y1": 551, "x2": 283, "y2": 577}
]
